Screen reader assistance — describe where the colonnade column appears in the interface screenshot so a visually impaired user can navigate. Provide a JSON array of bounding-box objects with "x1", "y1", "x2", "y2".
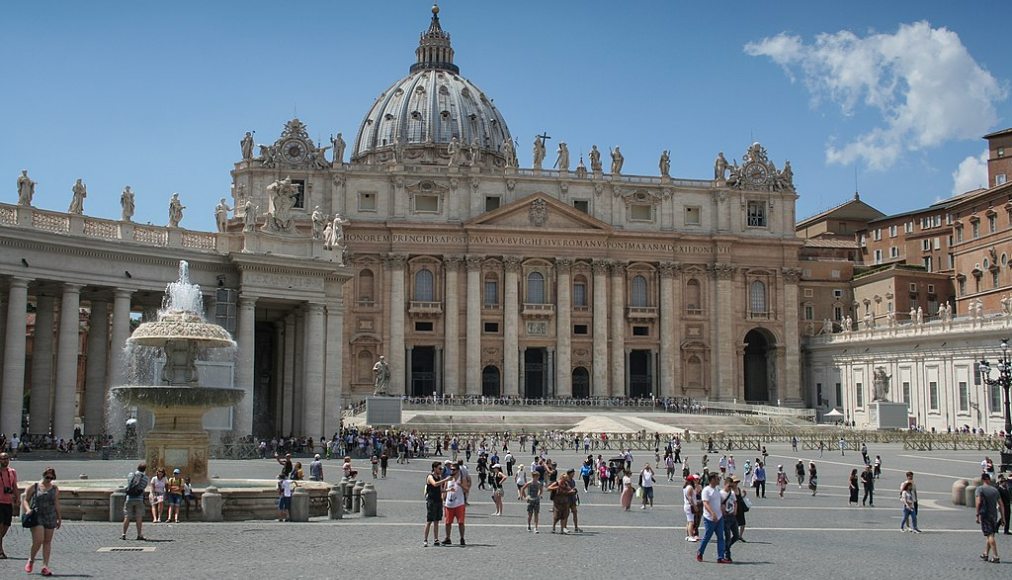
[
  {"x1": 443, "y1": 257, "x2": 461, "y2": 396},
  {"x1": 555, "y1": 259, "x2": 572, "y2": 397},
  {"x1": 610, "y1": 262, "x2": 626, "y2": 397},
  {"x1": 591, "y1": 261, "x2": 609, "y2": 397},
  {"x1": 303, "y1": 303, "x2": 325, "y2": 437},
  {"x1": 106, "y1": 288, "x2": 134, "y2": 435},
  {"x1": 52, "y1": 284, "x2": 82, "y2": 439},
  {"x1": 282, "y1": 314, "x2": 296, "y2": 435},
  {"x1": 712, "y1": 264, "x2": 735, "y2": 400},
  {"x1": 323, "y1": 300, "x2": 344, "y2": 435},
  {"x1": 782, "y1": 268, "x2": 803, "y2": 405},
  {"x1": 83, "y1": 299, "x2": 109, "y2": 434},
  {"x1": 29, "y1": 294, "x2": 55, "y2": 435},
  {"x1": 464, "y1": 256, "x2": 482, "y2": 396},
  {"x1": 236, "y1": 296, "x2": 257, "y2": 436},
  {"x1": 503, "y1": 257, "x2": 521, "y2": 397},
  {"x1": 0, "y1": 278, "x2": 30, "y2": 436},
  {"x1": 293, "y1": 307, "x2": 305, "y2": 435},
  {"x1": 387, "y1": 255, "x2": 407, "y2": 395},
  {"x1": 658, "y1": 263, "x2": 676, "y2": 399}
]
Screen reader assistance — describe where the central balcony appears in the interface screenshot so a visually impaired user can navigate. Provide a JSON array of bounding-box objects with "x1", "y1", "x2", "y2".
[
  {"x1": 408, "y1": 301, "x2": 443, "y2": 318},
  {"x1": 521, "y1": 303, "x2": 555, "y2": 319},
  {"x1": 626, "y1": 306, "x2": 657, "y2": 320}
]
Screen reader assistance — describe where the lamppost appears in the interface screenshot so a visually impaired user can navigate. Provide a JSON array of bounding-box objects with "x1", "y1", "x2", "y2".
[{"x1": 977, "y1": 338, "x2": 1012, "y2": 472}]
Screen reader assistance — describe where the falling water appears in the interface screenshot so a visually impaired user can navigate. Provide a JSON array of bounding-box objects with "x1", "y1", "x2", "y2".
[{"x1": 161, "y1": 260, "x2": 204, "y2": 316}]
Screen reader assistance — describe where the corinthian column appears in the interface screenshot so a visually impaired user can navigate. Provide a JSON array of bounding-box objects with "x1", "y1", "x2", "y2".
[
  {"x1": 106, "y1": 288, "x2": 133, "y2": 435},
  {"x1": 464, "y1": 256, "x2": 483, "y2": 395},
  {"x1": 236, "y1": 296, "x2": 257, "y2": 435},
  {"x1": 503, "y1": 256, "x2": 521, "y2": 396},
  {"x1": 658, "y1": 263, "x2": 678, "y2": 399},
  {"x1": 387, "y1": 255, "x2": 407, "y2": 395},
  {"x1": 443, "y1": 257, "x2": 462, "y2": 396},
  {"x1": 0, "y1": 278, "x2": 30, "y2": 436},
  {"x1": 555, "y1": 259, "x2": 572, "y2": 398},
  {"x1": 323, "y1": 300, "x2": 344, "y2": 435},
  {"x1": 712, "y1": 264, "x2": 735, "y2": 400},
  {"x1": 53, "y1": 284, "x2": 82, "y2": 439},
  {"x1": 303, "y1": 303, "x2": 325, "y2": 437},
  {"x1": 592, "y1": 261, "x2": 609, "y2": 397},
  {"x1": 29, "y1": 294, "x2": 55, "y2": 435},
  {"x1": 84, "y1": 299, "x2": 110, "y2": 434},
  {"x1": 782, "y1": 268, "x2": 803, "y2": 405},
  {"x1": 610, "y1": 262, "x2": 627, "y2": 396}
]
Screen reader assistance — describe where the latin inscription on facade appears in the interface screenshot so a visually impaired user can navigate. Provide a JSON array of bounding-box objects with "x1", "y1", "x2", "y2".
[{"x1": 347, "y1": 232, "x2": 729, "y2": 254}]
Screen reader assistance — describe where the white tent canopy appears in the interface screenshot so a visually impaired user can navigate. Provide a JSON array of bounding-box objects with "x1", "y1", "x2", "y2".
[{"x1": 823, "y1": 408, "x2": 844, "y2": 418}]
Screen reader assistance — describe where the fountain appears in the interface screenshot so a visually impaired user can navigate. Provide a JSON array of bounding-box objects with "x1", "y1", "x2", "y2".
[{"x1": 111, "y1": 261, "x2": 244, "y2": 483}]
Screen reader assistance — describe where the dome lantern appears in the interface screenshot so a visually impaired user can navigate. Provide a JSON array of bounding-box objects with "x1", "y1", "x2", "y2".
[{"x1": 411, "y1": 3, "x2": 459, "y2": 74}]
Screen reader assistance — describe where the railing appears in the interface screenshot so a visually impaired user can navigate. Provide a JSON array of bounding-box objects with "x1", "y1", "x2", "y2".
[
  {"x1": 805, "y1": 309, "x2": 1012, "y2": 343},
  {"x1": 626, "y1": 306, "x2": 657, "y2": 319},
  {"x1": 408, "y1": 301, "x2": 443, "y2": 315},
  {"x1": 521, "y1": 303, "x2": 555, "y2": 317},
  {"x1": 33, "y1": 211, "x2": 70, "y2": 233}
]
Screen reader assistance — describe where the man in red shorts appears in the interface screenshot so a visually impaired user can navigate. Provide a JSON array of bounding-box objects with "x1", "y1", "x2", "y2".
[{"x1": 442, "y1": 464, "x2": 466, "y2": 546}]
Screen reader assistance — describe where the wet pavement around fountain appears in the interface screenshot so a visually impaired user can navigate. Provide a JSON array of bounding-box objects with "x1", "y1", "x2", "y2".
[{"x1": 0, "y1": 440, "x2": 1007, "y2": 579}]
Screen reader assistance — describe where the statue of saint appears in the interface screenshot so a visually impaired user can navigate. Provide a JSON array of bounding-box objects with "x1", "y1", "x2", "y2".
[
  {"x1": 532, "y1": 136, "x2": 546, "y2": 170},
  {"x1": 240, "y1": 131, "x2": 255, "y2": 161},
  {"x1": 469, "y1": 138, "x2": 481, "y2": 166},
  {"x1": 242, "y1": 200, "x2": 257, "y2": 232},
  {"x1": 215, "y1": 198, "x2": 232, "y2": 233},
  {"x1": 331, "y1": 133, "x2": 346, "y2": 166},
  {"x1": 262, "y1": 177, "x2": 298, "y2": 233},
  {"x1": 714, "y1": 152, "x2": 728, "y2": 181},
  {"x1": 372, "y1": 355, "x2": 391, "y2": 396},
  {"x1": 501, "y1": 138, "x2": 516, "y2": 168},
  {"x1": 168, "y1": 193, "x2": 185, "y2": 228},
  {"x1": 820, "y1": 318, "x2": 833, "y2": 334},
  {"x1": 311, "y1": 206, "x2": 325, "y2": 240},
  {"x1": 68, "y1": 179, "x2": 87, "y2": 214},
  {"x1": 555, "y1": 142, "x2": 569, "y2": 172},
  {"x1": 311, "y1": 144, "x2": 332, "y2": 170},
  {"x1": 16, "y1": 170, "x2": 35, "y2": 206},
  {"x1": 872, "y1": 367, "x2": 891, "y2": 401},
  {"x1": 843, "y1": 315, "x2": 853, "y2": 332},
  {"x1": 447, "y1": 137, "x2": 461, "y2": 167},
  {"x1": 589, "y1": 145, "x2": 602, "y2": 172},
  {"x1": 610, "y1": 146, "x2": 624, "y2": 174},
  {"x1": 120, "y1": 186, "x2": 135, "y2": 222},
  {"x1": 258, "y1": 144, "x2": 277, "y2": 168},
  {"x1": 659, "y1": 150, "x2": 670, "y2": 177},
  {"x1": 778, "y1": 160, "x2": 794, "y2": 190}
]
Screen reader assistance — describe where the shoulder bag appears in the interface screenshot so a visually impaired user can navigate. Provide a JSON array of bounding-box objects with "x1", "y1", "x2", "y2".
[{"x1": 21, "y1": 483, "x2": 38, "y2": 528}]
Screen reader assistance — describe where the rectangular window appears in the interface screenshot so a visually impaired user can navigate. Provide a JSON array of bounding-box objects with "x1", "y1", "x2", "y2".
[
  {"x1": 290, "y1": 179, "x2": 306, "y2": 209},
  {"x1": 889, "y1": 225, "x2": 897, "y2": 237},
  {"x1": 873, "y1": 249, "x2": 882, "y2": 264},
  {"x1": 934, "y1": 215, "x2": 941, "y2": 227},
  {"x1": 484, "y1": 280, "x2": 498, "y2": 306},
  {"x1": 999, "y1": 147, "x2": 1006, "y2": 158},
  {"x1": 997, "y1": 174, "x2": 1008, "y2": 186},
  {"x1": 629, "y1": 204, "x2": 652, "y2": 221},
  {"x1": 685, "y1": 206, "x2": 701, "y2": 225},
  {"x1": 573, "y1": 324, "x2": 589, "y2": 335},
  {"x1": 929, "y1": 381, "x2": 939, "y2": 411},
  {"x1": 358, "y1": 192, "x2": 377, "y2": 211},
  {"x1": 991, "y1": 384, "x2": 1003, "y2": 413},
  {"x1": 833, "y1": 289, "x2": 843, "y2": 298},
  {"x1": 485, "y1": 196, "x2": 501, "y2": 212},
  {"x1": 922, "y1": 239, "x2": 931, "y2": 251},
  {"x1": 873, "y1": 228, "x2": 882, "y2": 241},
  {"x1": 905, "y1": 221, "x2": 914, "y2": 234},
  {"x1": 573, "y1": 282, "x2": 587, "y2": 307},
  {"x1": 909, "y1": 283, "x2": 917, "y2": 293},
  {"x1": 958, "y1": 381, "x2": 969, "y2": 412},
  {"x1": 890, "y1": 246, "x2": 899, "y2": 258},
  {"x1": 934, "y1": 237, "x2": 941, "y2": 250},
  {"x1": 632, "y1": 326, "x2": 649, "y2": 336},
  {"x1": 804, "y1": 304, "x2": 814, "y2": 320},
  {"x1": 902, "y1": 381, "x2": 911, "y2": 406},
  {"x1": 972, "y1": 222, "x2": 980, "y2": 238},
  {"x1": 927, "y1": 284, "x2": 935, "y2": 294},
  {"x1": 856, "y1": 382, "x2": 864, "y2": 408},
  {"x1": 483, "y1": 322, "x2": 499, "y2": 333},
  {"x1": 835, "y1": 383, "x2": 843, "y2": 407},
  {"x1": 572, "y1": 199, "x2": 589, "y2": 213},
  {"x1": 956, "y1": 228, "x2": 963, "y2": 243},
  {"x1": 948, "y1": 254, "x2": 955, "y2": 269},
  {"x1": 959, "y1": 278, "x2": 966, "y2": 295},
  {"x1": 414, "y1": 194, "x2": 439, "y2": 213},
  {"x1": 747, "y1": 201, "x2": 767, "y2": 227},
  {"x1": 922, "y1": 257, "x2": 932, "y2": 272},
  {"x1": 415, "y1": 321, "x2": 433, "y2": 332},
  {"x1": 989, "y1": 215, "x2": 997, "y2": 233},
  {"x1": 833, "y1": 306, "x2": 843, "y2": 321}
]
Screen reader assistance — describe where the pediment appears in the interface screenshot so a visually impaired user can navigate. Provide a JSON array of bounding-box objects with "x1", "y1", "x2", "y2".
[{"x1": 466, "y1": 192, "x2": 612, "y2": 232}]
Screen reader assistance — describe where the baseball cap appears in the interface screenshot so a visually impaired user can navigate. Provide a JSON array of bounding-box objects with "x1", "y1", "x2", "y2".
[
  {"x1": 173, "y1": 468, "x2": 180, "y2": 474},
  {"x1": 314, "y1": 454, "x2": 321, "y2": 459}
]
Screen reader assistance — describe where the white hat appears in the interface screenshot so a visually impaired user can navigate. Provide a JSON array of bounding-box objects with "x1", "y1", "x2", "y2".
[{"x1": 314, "y1": 454, "x2": 321, "y2": 459}]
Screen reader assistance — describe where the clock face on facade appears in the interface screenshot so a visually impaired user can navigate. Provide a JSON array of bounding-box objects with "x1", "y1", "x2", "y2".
[
  {"x1": 744, "y1": 161, "x2": 768, "y2": 186},
  {"x1": 281, "y1": 139, "x2": 307, "y2": 163}
]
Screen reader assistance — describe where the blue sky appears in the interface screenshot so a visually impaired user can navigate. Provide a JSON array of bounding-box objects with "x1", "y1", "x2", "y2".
[{"x1": 1, "y1": 1, "x2": 1009, "y2": 231}]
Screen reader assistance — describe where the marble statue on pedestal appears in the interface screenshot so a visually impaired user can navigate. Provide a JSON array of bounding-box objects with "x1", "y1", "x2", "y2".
[
  {"x1": 331, "y1": 133, "x2": 346, "y2": 166},
  {"x1": 501, "y1": 138, "x2": 516, "y2": 168},
  {"x1": 872, "y1": 367, "x2": 891, "y2": 401},
  {"x1": 16, "y1": 170, "x2": 35, "y2": 206},
  {"x1": 311, "y1": 206, "x2": 325, "y2": 240},
  {"x1": 555, "y1": 142, "x2": 569, "y2": 172},
  {"x1": 659, "y1": 150, "x2": 670, "y2": 177},
  {"x1": 242, "y1": 201, "x2": 257, "y2": 232},
  {"x1": 886, "y1": 311, "x2": 896, "y2": 329},
  {"x1": 820, "y1": 318, "x2": 833, "y2": 334},
  {"x1": 589, "y1": 145, "x2": 602, "y2": 172},
  {"x1": 215, "y1": 198, "x2": 232, "y2": 233},
  {"x1": 532, "y1": 137, "x2": 546, "y2": 170},
  {"x1": 68, "y1": 179, "x2": 87, "y2": 214},
  {"x1": 916, "y1": 306, "x2": 923, "y2": 325},
  {"x1": 120, "y1": 186, "x2": 135, "y2": 222},
  {"x1": 714, "y1": 152, "x2": 728, "y2": 181},
  {"x1": 843, "y1": 315, "x2": 853, "y2": 332},
  {"x1": 373, "y1": 355, "x2": 391, "y2": 396},
  {"x1": 168, "y1": 193, "x2": 185, "y2": 228},
  {"x1": 909, "y1": 307, "x2": 917, "y2": 324},
  {"x1": 610, "y1": 146, "x2": 624, "y2": 174},
  {"x1": 262, "y1": 177, "x2": 298, "y2": 233},
  {"x1": 447, "y1": 137, "x2": 462, "y2": 168},
  {"x1": 241, "y1": 131, "x2": 255, "y2": 161}
]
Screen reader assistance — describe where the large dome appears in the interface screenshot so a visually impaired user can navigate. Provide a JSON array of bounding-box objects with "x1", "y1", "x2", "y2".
[{"x1": 352, "y1": 5, "x2": 514, "y2": 167}]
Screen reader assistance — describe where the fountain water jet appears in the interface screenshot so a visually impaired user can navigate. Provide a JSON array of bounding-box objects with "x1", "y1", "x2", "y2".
[{"x1": 111, "y1": 260, "x2": 244, "y2": 482}]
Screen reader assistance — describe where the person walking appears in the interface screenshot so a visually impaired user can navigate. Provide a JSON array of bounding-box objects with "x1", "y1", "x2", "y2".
[
  {"x1": 860, "y1": 464, "x2": 874, "y2": 506},
  {"x1": 620, "y1": 469, "x2": 635, "y2": 511},
  {"x1": 309, "y1": 454, "x2": 324, "y2": 481},
  {"x1": 149, "y1": 468, "x2": 167, "y2": 523},
  {"x1": 548, "y1": 471, "x2": 575, "y2": 534},
  {"x1": 683, "y1": 475, "x2": 699, "y2": 542},
  {"x1": 795, "y1": 459, "x2": 805, "y2": 489},
  {"x1": 567, "y1": 468, "x2": 583, "y2": 533},
  {"x1": 720, "y1": 476, "x2": 740, "y2": 562},
  {"x1": 423, "y1": 461, "x2": 449, "y2": 546},
  {"x1": 736, "y1": 480, "x2": 749, "y2": 541},
  {"x1": 22, "y1": 466, "x2": 62, "y2": 576},
  {"x1": 997, "y1": 474, "x2": 1011, "y2": 535},
  {"x1": 695, "y1": 473, "x2": 728, "y2": 563},
  {"x1": 514, "y1": 464, "x2": 528, "y2": 500},
  {"x1": 121, "y1": 463, "x2": 148, "y2": 540},
  {"x1": 873, "y1": 455, "x2": 882, "y2": 479},
  {"x1": 0, "y1": 452, "x2": 19, "y2": 559},
  {"x1": 975, "y1": 472, "x2": 1004, "y2": 563},
  {"x1": 639, "y1": 463, "x2": 656, "y2": 509},
  {"x1": 776, "y1": 465, "x2": 788, "y2": 498},
  {"x1": 848, "y1": 469, "x2": 859, "y2": 506},
  {"x1": 860, "y1": 443, "x2": 869, "y2": 466},
  {"x1": 441, "y1": 463, "x2": 466, "y2": 545},
  {"x1": 665, "y1": 453, "x2": 676, "y2": 482},
  {"x1": 753, "y1": 462, "x2": 766, "y2": 499},
  {"x1": 489, "y1": 464, "x2": 506, "y2": 516},
  {"x1": 520, "y1": 470, "x2": 543, "y2": 533},
  {"x1": 838, "y1": 437, "x2": 846, "y2": 456},
  {"x1": 899, "y1": 480, "x2": 921, "y2": 533},
  {"x1": 808, "y1": 462, "x2": 819, "y2": 496},
  {"x1": 580, "y1": 461, "x2": 593, "y2": 492}
]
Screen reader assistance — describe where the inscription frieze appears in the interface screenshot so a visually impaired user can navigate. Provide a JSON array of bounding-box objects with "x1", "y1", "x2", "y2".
[
  {"x1": 346, "y1": 232, "x2": 730, "y2": 255},
  {"x1": 243, "y1": 271, "x2": 324, "y2": 291}
]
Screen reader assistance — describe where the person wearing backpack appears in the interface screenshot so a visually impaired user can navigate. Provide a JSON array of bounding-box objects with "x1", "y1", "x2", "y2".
[{"x1": 121, "y1": 463, "x2": 149, "y2": 541}]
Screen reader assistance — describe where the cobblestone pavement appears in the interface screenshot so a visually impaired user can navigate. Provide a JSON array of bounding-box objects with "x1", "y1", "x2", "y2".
[{"x1": 0, "y1": 442, "x2": 1007, "y2": 579}]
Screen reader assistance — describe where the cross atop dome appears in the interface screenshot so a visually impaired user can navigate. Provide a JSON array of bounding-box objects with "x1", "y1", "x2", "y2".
[{"x1": 411, "y1": 3, "x2": 459, "y2": 74}]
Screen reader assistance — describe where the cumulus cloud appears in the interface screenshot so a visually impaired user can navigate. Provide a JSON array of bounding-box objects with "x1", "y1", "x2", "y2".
[
  {"x1": 745, "y1": 22, "x2": 1006, "y2": 170},
  {"x1": 951, "y1": 150, "x2": 988, "y2": 194}
]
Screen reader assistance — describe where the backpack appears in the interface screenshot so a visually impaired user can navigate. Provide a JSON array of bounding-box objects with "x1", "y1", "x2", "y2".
[{"x1": 126, "y1": 473, "x2": 146, "y2": 497}]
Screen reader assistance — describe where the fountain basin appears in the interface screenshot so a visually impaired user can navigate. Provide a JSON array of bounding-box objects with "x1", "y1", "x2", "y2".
[
  {"x1": 128, "y1": 310, "x2": 235, "y2": 348},
  {"x1": 111, "y1": 386, "x2": 245, "y2": 408}
]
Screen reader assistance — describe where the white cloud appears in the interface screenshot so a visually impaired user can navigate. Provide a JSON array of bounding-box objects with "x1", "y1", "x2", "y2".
[
  {"x1": 745, "y1": 22, "x2": 1006, "y2": 170},
  {"x1": 951, "y1": 150, "x2": 988, "y2": 194}
]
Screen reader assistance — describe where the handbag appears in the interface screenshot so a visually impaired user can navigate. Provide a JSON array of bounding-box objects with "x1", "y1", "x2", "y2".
[
  {"x1": 743, "y1": 496, "x2": 753, "y2": 510},
  {"x1": 21, "y1": 483, "x2": 38, "y2": 528},
  {"x1": 635, "y1": 486, "x2": 643, "y2": 499}
]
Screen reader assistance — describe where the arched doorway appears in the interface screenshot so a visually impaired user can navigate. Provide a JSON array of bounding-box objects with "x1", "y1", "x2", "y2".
[
  {"x1": 482, "y1": 366, "x2": 500, "y2": 397},
  {"x1": 743, "y1": 329, "x2": 774, "y2": 403},
  {"x1": 572, "y1": 367, "x2": 590, "y2": 398}
]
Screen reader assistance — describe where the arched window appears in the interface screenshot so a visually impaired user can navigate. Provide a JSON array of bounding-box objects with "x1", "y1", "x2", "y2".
[
  {"x1": 750, "y1": 280, "x2": 767, "y2": 313},
  {"x1": 685, "y1": 279, "x2": 701, "y2": 313},
  {"x1": 631, "y1": 275, "x2": 648, "y2": 307},
  {"x1": 358, "y1": 269, "x2": 375, "y2": 304},
  {"x1": 484, "y1": 273, "x2": 499, "y2": 306},
  {"x1": 527, "y1": 272, "x2": 545, "y2": 304},
  {"x1": 414, "y1": 269, "x2": 434, "y2": 301},
  {"x1": 573, "y1": 275, "x2": 588, "y2": 307}
]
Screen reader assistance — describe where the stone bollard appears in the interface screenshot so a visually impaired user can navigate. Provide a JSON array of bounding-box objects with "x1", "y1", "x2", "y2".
[
  {"x1": 328, "y1": 485, "x2": 343, "y2": 520},
  {"x1": 201, "y1": 486, "x2": 223, "y2": 522},
  {"x1": 352, "y1": 481, "x2": 365, "y2": 513},
  {"x1": 964, "y1": 484, "x2": 978, "y2": 508},
  {"x1": 109, "y1": 489, "x2": 126, "y2": 522},
  {"x1": 952, "y1": 479, "x2": 970, "y2": 505},
  {"x1": 343, "y1": 479, "x2": 355, "y2": 511},
  {"x1": 361, "y1": 483, "x2": 377, "y2": 517},
  {"x1": 290, "y1": 487, "x2": 310, "y2": 522}
]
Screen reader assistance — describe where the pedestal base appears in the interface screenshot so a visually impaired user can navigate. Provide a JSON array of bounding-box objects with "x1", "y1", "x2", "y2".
[
  {"x1": 868, "y1": 401, "x2": 908, "y2": 430},
  {"x1": 144, "y1": 430, "x2": 210, "y2": 483},
  {"x1": 365, "y1": 397, "x2": 402, "y2": 427}
]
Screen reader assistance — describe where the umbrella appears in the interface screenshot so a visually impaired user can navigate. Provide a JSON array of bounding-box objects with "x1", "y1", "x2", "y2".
[{"x1": 823, "y1": 408, "x2": 844, "y2": 418}]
